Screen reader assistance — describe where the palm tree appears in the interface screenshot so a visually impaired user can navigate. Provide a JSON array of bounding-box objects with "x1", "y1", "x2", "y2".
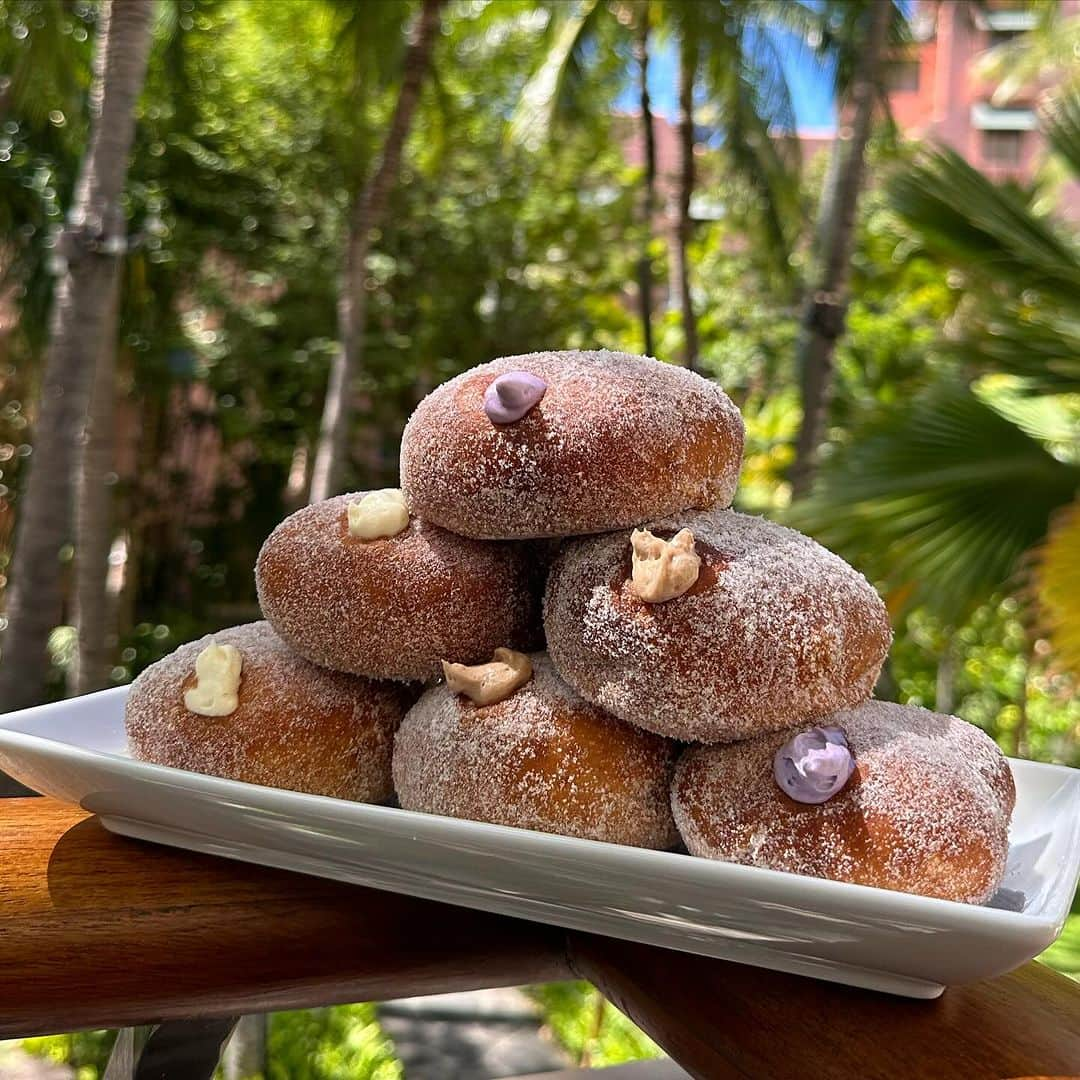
[
  {"x1": 788, "y1": 88, "x2": 1080, "y2": 707},
  {"x1": 70, "y1": 285, "x2": 120, "y2": 696},
  {"x1": 308, "y1": 0, "x2": 445, "y2": 504},
  {"x1": 789, "y1": 0, "x2": 893, "y2": 496},
  {"x1": 666, "y1": 1, "x2": 809, "y2": 371},
  {"x1": 516, "y1": 1, "x2": 804, "y2": 369},
  {"x1": 633, "y1": 5, "x2": 657, "y2": 357},
  {"x1": 673, "y1": 29, "x2": 699, "y2": 372},
  {"x1": 512, "y1": 0, "x2": 657, "y2": 350},
  {"x1": 0, "y1": 0, "x2": 154, "y2": 713}
]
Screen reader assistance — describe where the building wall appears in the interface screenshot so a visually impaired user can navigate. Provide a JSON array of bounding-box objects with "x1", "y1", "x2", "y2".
[{"x1": 800, "y1": 0, "x2": 1080, "y2": 215}]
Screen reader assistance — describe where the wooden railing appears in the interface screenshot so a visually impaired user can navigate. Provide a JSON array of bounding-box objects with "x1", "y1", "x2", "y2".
[{"x1": 3, "y1": 799, "x2": 1079, "y2": 1079}]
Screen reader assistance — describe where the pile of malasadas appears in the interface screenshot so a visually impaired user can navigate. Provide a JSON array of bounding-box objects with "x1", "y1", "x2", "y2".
[{"x1": 126, "y1": 350, "x2": 1014, "y2": 905}]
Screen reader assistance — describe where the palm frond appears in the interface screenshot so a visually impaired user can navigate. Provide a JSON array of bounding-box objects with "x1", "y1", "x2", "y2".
[
  {"x1": 942, "y1": 299, "x2": 1080, "y2": 395},
  {"x1": 509, "y1": 0, "x2": 603, "y2": 146},
  {"x1": 977, "y1": 379, "x2": 1080, "y2": 458},
  {"x1": 688, "y1": 7, "x2": 801, "y2": 274},
  {"x1": 723, "y1": 67, "x2": 799, "y2": 267},
  {"x1": 332, "y1": 0, "x2": 413, "y2": 102},
  {"x1": 1042, "y1": 88, "x2": 1080, "y2": 183},
  {"x1": 890, "y1": 145, "x2": 1080, "y2": 306},
  {"x1": 784, "y1": 0, "x2": 908, "y2": 99},
  {"x1": 977, "y1": 3, "x2": 1079, "y2": 106},
  {"x1": 786, "y1": 379, "x2": 1080, "y2": 622},
  {"x1": 0, "y1": 0, "x2": 93, "y2": 125},
  {"x1": 750, "y1": 0, "x2": 824, "y2": 45}
]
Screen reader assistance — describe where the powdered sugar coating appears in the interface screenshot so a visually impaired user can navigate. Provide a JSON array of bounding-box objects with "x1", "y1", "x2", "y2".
[
  {"x1": 393, "y1": 653, "x2": 679, "y2": 848},
  {"x1": 672, "y1": 701, "x2": 1015, "y2": 904},
  {"x1": 400, "y1": 350, "x2": 744, "y2": 539},
  {"x1": 256, "y1": 495, "x2": 543, "y2": 681},
  {"x1": 125, "y1": 622, "x2": 412, "y2": 801},
  {"x1": 544, "y1": 509, "x2": 892, "y2": 742}
]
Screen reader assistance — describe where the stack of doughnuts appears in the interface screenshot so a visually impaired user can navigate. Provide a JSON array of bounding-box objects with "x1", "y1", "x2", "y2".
[{"x1": 127, "y1": 349, "x2": 1014, "y2": 902}]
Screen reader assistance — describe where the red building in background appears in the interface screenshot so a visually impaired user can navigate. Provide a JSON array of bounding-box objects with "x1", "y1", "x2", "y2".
[{"x1": 805, "y1": 0, "x2": 1080, "y2": 214}]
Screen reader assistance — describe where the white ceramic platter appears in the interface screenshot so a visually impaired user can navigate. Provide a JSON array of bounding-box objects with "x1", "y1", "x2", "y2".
[{"x1": 1, "y1": 686, "x2": 1077, "y2": 999}]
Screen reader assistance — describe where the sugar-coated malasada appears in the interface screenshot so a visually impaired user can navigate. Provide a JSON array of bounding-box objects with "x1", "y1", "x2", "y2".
[
  {"x1": 393, "y1": 651, "x2": 679, "y2": 848},
  {"x1": 672, "y1": 701, "x2": 1015, "y2": 904},
  {"x1": 126, "y1": 621, "x2": 410, "y2": 801},
  {"x1": 544, "y1": 509, "x2": 892, "y2": 743},
  {"x1": 400, "y1": 350, "x2": 744, "y2": 539},
  {"x1": 256, "y1": 492, "x2": 541, "y2": 682}
]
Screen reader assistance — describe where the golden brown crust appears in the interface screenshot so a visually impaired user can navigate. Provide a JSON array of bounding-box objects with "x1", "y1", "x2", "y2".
[
  {"x1": 399, "y1": 350, "x2": 744, "y2": 539},
  {"x1": 544, "y1": 510, "x2": 892, "y2": 742},
  {"x1": 255, "y1": 495, "x2": 543, "y2": 681},
  {"x1": 672, "y1": 701, "x2": 1014, "y2": 904},
  {"x1": 125, "y1": 622, "x2": 412, "y2": 801},
  {"x1": 393, "y1": 654, "x2": 679, "y2": 848}
]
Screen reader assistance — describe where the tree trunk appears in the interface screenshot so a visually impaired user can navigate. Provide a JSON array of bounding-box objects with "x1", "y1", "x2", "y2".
[
  {"x1": 1015, "y1": 646, "x2": 1031, "y2": 759},
  {"x1": 789, "y1": 0, "x2": 891, "y2": 497},
  {"x1": 71, "y1": 278, "x2": 120, "y2": 696},
  {"x1": 308, "y1": 0, "x2": 444, "y2": 504},
  {"x1": 283, "y1": 434, "x2": 311, "y2": 511},
  {"x1": 0, "y1": 0, "x2": 153, "y2": 713},
  {"x1": 874, "y1": 653, "x2": 899, "y2": 703},
  {"x1": 634, "y1": 13, "x2": 656, "y2": 358},
  {"x1": 814, "y1": 131, "x2": 844, "y2": 254},
  {"x1": 223, "y1": 1014, "x2": 267, "y2": 1080},
  {"x1": 935, "y1": 631, "x2": 956, "y2": 714},
  {"x1": 675, "y1": 34, "x2": 699, "y2": 374}
]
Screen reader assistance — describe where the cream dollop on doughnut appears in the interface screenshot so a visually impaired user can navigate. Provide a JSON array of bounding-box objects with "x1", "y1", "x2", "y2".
[
  {"x1": 630, "y1": 527, "x2": 700, "y2": 603},
  {"x1": 672, "y1": 701, "x2": 1015, "y2": 904},
  {"x1": 400, "y1": 350, "x2": 744, "y2": 539},
  {"x1": 183, "y1": 640, "x2": 243, "y2": 716},
  {"x1": 773, "y1": 726, "x2": 854, "y2": 804},
  {"x1": 544, "y1": 509, "x2": 892, "y2": 742},
  {"x1": 394, "y1": 653, "x2": 679, "y2": 848},
  {"x1": 442, "y1": 648, "x2": 533, "y2": 705},
  {"x1": 347, "y1": 489, "x2": 409, "y2": 539}
]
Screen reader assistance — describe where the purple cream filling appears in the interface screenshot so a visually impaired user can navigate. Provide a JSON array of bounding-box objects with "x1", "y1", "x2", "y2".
[
  {"x1": 483, "y1": 371, "x2": 547, "y2": 424},
  {"x1": 773, "y1": 725, "x2": 854, "y2": 805}
]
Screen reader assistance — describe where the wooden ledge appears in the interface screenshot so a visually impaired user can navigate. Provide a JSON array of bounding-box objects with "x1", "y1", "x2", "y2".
[
  {"x1": 0, "y1": 800, "x2": 568, "y2": 1033},
  {"x1": 1, "y1": 799, "x2": 1079, "y2": 1080}
]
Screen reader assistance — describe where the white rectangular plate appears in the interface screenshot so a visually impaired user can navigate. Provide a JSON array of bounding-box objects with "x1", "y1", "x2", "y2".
[{"x1": 1, "y1": 686, "x2": 1078, "y2": 999}]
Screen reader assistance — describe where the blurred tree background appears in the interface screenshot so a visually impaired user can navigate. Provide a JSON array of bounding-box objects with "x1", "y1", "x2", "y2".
[{"x1": 1, "y1": 0, "x2": 1078, "y2": 1075}]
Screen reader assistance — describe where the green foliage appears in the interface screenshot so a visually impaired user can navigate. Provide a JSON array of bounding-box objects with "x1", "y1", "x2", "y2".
[
  {"x1": 0, "y1": 0, "x2": 94, "y2": 128},
  {"x1": 530, "y1": 982, "x2": 663, "y2": 1067},
  {"x1": 265, "y1": 1004, "x2": 401, "y2": 1080},
  {"x1": 1040, "y1": 900, "x2": 1080, "y2": 982},
  {"x1": 889, "y1": 103, "x2": 1080, "y2": 395},
  {"x1": 891, "y1": 150, "x2": 1080, "y2": 306},
  {"x1": 12, "y1": 1008, "x2": 402, "y2": 1080},
  {"x1": 15, "y1": 1029, "x2": 116, "y2": 1080},
  {"x1": 787, "y1": 378, "x2": 1080, "y2": 621},
  {"x1": 888, "y1": 599, "x2": 1080, "y2": 763},
  {"x1": 0, "y1": 0, "x2": 94, "y2": 393},
  {"x1": 833, "y1": 183, "x2": 959, "y2": 413},
  {"x1": 510, "y1": 0, "x2": 608, "y2": 144},
  {"x1": 1041, "y1": 915, "x2": 1080, "y2": 980}
]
